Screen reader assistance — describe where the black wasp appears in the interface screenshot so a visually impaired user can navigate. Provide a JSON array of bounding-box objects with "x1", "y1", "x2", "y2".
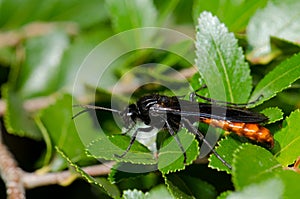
[{"x1": 73, "y1": 93, "x2": 273, "y2": 170}]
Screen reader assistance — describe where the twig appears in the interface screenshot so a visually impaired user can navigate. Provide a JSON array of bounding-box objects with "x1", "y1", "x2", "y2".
[
  {"x1": 0, "y1": 138, "x2": 114, "y2": 195},
  {"x1": 23, "y1": 96, "x2": 56, "y2": 113},
  {"x1": 0, "y1": 141, "x2": 25, "y2": 199},
  {"x1": 0, "y1": 22, "x2": 78, "y2": 48},
  {"x1": 0, "y1": 120, "x2": 114, "y2": 197},
  {"x1": 22, "y1": 161, "x2": 115, "y2": 189},
  {"x1": 0, "y1": 96, "x2": 55, "y2": 117},
  {"x1": 0, "y1": 99, "x2": 5, "y2": 117}
]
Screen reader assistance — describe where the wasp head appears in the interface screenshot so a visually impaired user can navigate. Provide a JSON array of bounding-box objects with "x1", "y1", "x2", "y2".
[{"x1": 121, "y1": 104, "x2": 140, "y2": 128}]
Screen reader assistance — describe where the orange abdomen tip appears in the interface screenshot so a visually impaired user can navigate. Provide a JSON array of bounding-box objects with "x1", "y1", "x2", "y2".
[{"x1": 200, "y1": 118, "x2": 274, "y2": 148}]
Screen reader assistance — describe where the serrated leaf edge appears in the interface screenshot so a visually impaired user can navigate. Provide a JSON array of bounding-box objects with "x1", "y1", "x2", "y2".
[
  {"x1": 85, "y1": 136, "x2": 157, "y2": 165},
  {"x1": 274, "y1": 109, "x2": 300, "y2": 165},
  {"x1": 159, "y1": 132, "x2": 200, "y2": 174},
  {"x1": 250, "y1": 53, "x2": 300, "y2": 105},
  {"x1": 208, "y1": 138, "x2": 232, "y2": 174},
  {"x1": 196, "y1": 11, "x2": 252, "y2": 103},
  {"x1": 2, "y1": 84, "x2": 42, "y2": 140},
  {"x1": 261, "y1": 107, "x2": 284, "y2": 124},
  {"x1": 55, "y1": 146, "x2": 121, "y2": 198}
]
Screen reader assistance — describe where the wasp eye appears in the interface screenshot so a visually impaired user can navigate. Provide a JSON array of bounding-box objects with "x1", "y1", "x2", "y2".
[{"x1": 121, "y1": 104, "x2": 139, "y2": 125}]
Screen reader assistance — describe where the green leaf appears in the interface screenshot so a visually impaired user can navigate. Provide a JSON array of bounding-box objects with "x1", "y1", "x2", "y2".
[
  {"x1": 40, "y1": 94, "x2": 96, "y2": 168},
  {"x1": 160, "y1": 40, "x2": 195, "y2": 67},
  {"x1": 155, "y1": 1, "x2": 180, "y2": 25},
  {"x1": 249, "y1": 53, "x2": 300, "y2": 106},
  {"x1": 0, "y1": 0, "x2": 107, "y2": 28},
  {"x1": 43, "y1": 94, "x2": 106, "y2": 169},
  {"x1": 0, "y1": 47, "x2": 14, "y2": 66},
  {"x1": 123, "y1": 189, "x2": 145, "y2": 199},
  {"x1": 226, "y1": 170, "x2": 300, "y2": 199},
  {"x1": 105, "y1": 0, "x2": 158, "y2": 50},
  {"x1": 226, "y1": 177, "x2": 284, "y2": 199},
  {"x1": 145, "y1": 184, "x2": 173, "y2": 199},
  {"x1": 195, "y1": 12, "x2": 252, "y2": 103},
  {"x1": 108, "y1": 162, "x2": 156, "y2": 183},
  {"x1": 2, "y1": 31, "x2": 72, "y2": 141},
  {"x1": 50, "y1": 0, "x2": 108, "y2": 28},
  {"x1": 271, "y1": 36, "x2": 300, "y2": 56},
  {"x1": 94, "y1": 178, "x2": 121, "y2": 198},
  {"x1": 217, "y1": 191, "x2": 232, "y2": 199},
  {"x1": 276, "y1": 170, "x2": 300, "y2": 199},
  {"x1": 17, "y1": 31, "x2": 69, "y2": 99},
  {"x1": 260, "y1": 107, "x2": 283, "y2": 124},
  {"x1": 193, "y1": 0, "x2": 268, "y2": 32},
  {"x1": 56, "y1": 147, "x2": 121, "y2": 199},
  {"x1": 86, "y1": 135, "x2": 156, "y2": 165},
  {"x1": 232, "y1": 144, "x2": 282, "y2": 189},
  {"x1": 209, "y1": 136, "x2": 241, "y2": 174},
  {"x1": 72, "y1": 102, "x2": 107, "y2": 147},
  {"x1": 34, "y1": 116, "x2": 53, "y2": 165},
  {"x1": 274, "y1": 110, "x2": 300, "y2": 166},
  {"x1": 163, "y1": 173, "x2": 217, "y2": 199},
  {"x1": 56, "y1": 30, "x2": 112, "y2": 94},
  {"x1": 164, "y1": 174, "x2": 193, "y2": 199},
  {"x1": 106, "y1": 0, "x2": 157, "y2": 32},
  {"x1": 247, "y1": 1, "x2": 300, "y2": 62},
  {"x1": 2, "y1": 84, "x2": 42, "y2": 140},
  {"x1": 189, "y1": 72, "x2": 204, "y2": 92},
  {"x1": 158, "y1": 129, "x2": 199, "y2": 174}
]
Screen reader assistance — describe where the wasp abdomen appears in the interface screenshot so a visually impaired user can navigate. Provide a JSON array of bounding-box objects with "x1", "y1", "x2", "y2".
[{"x1": 200, "y1": 118, "x2": 274, "y2": 148}]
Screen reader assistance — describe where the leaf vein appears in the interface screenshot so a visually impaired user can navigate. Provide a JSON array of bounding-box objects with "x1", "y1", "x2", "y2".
[{"x1": 255, "y1": 64, "x2": 300, "y2": 96}]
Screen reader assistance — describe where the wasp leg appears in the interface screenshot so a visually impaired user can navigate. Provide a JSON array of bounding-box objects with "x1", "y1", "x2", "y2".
[
  {"x1": 190, "y1": 85, "x2": 262, "y2": 107},
  {"x1": 189, "y1": 84, "x2": 207, "y2": 102},
  {"x1": 192, "y1": 92, "x2": 262, "y2": 107},
  {"x1": 119, "y1": 125, "x2": 135, "y2": 136},
  {"x1": 114, "y1": 128, "x2": 139, "y2": 158},
  {"x1": 115, "y1": 126, "x2": 156, "y2": 158},
  {"x1": 182, "y1": 118, "x2": 232, "y2": 170},
  {"x1": 161, "y1": 117, "x2": 187, "y2": 164}
]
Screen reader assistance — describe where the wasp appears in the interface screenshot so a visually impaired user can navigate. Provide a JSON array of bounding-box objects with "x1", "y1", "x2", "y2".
[{"x1": 73, "y1": 93, "x2": 274, "y2": 170}]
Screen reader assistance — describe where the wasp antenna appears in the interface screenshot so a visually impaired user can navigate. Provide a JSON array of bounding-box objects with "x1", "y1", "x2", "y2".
[
  {"x1": 72, "y1": 109, "x2": 92, "y2": 119},
  {"x1": 72, "y1": 104, "x2": 122, "y2": 119}
]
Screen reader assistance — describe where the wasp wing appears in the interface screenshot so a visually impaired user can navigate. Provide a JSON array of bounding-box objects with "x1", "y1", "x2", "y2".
[{"x1": 151, "y1": 100, "x2": 268, "y2": 123}]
